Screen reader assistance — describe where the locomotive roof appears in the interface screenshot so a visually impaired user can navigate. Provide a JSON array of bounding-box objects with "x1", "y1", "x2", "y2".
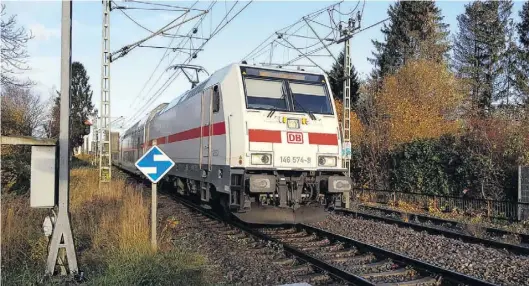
[
  {"x1": 160, "y1": 63, "x2": 326, "y2": 114},
  {"x1": 123, "y1": 63, "x2": 327, "y2": 136}
]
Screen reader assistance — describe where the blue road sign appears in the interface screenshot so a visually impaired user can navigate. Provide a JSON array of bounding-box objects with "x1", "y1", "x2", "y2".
[{"x1": 135, "y1": 146, "x2": 175, "y2": 183}]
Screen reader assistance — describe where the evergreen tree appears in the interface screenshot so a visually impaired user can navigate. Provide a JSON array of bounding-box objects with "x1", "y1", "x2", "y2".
[
  {"x1": 369, "y1": 1, "x2": 450, "y2": 80},
  {"x1": 50, "y1": 62, "x2": 94, "y2": 149},
  {"x1": 516, "y1": 1, "x2": 529, "y2": 104},
  {"x1": 497, "y1": 1, "x2": 517, "y2": 105},
  {"x1": 328, "y1": 49, "x2": 360, "y2": 108},
  {"x1": 453, "y1": 0, "x2": 511, "y2": 113}
]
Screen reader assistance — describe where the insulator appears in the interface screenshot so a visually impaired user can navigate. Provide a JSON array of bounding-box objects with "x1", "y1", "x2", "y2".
[{"x1": 192, "y1": 28, "x2": 198, "y2": 34}]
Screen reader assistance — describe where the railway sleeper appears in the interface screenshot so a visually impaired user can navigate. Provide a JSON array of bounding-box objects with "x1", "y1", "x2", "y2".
[
  {"x1": 348, "y1": 260, "x2": 396, "y2": 274},
  {"x1": 364, "y1": 268, "x2": 420, "y2": 285},
  {"x1": 273, "y1": 258, "x2": 297, "y2": 266},
  {"x1": 317, "y1": 248, "x2": 358, "y2": 258},
  {"x1": 294, "y1": 273, "x2": 332, "y2": 284},
  {"x1": 270, "y1": 231, "x2": 308, "y2": 239},
  {"x1": 328, "y1": 253, "x2": 375, "y2": 264},
  {"x1": 376, "y1": 276, "x2": 439, "y2": 286},
  {"x1": 288, "y1": 240, "x2": 330, "y2": 250},
  {"x1": 283, "y1": 263, "x2": 313, "y2": 275},
  {"x1": 261, "y1": 227, "x2": 298, "y2": 235},
  {"x1": 299, "y1": 243, "x2": 338, "y2": 252},
  {"x1": 362, "y1": 268, "x2": 414, "y2": 278},
  {"x1": 277, "y1": 234, "x2": 318, "y2": 243}
]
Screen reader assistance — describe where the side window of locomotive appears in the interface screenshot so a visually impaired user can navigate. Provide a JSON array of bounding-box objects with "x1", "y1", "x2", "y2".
[{"x1": 213, "y1": 85, "x2": 220, "y2": 113}]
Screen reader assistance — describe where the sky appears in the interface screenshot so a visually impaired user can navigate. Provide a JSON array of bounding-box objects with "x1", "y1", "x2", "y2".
[{"x1": 3, "y1": 0, "x2": 526, "y2": 130}]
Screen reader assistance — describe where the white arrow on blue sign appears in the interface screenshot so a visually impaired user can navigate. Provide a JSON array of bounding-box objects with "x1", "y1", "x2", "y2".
[{"x1": 135, "y1": 146, "x2": 175, "y2": 183}]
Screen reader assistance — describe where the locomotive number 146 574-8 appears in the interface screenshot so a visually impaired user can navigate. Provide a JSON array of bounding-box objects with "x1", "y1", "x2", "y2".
[{"x1": 279, "y1": 156, "x2": 311, "y2": 164}]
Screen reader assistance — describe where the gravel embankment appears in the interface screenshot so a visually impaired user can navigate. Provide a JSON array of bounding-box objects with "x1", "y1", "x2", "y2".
[
  {"x1": 156, "y1": 194, "x2": 314, "y2": 286},
  {"x1": 356, "y1": 203, "x2": 529, "y2": 235},
  {"x1": 354, "y1": 205, "x2": 528, "y2": 245},
  {"x1": 310, "y1": 214, "x2": 529, "y2": 286}
]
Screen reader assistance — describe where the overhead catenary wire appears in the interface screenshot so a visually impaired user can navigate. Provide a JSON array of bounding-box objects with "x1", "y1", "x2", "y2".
[
  {"x1": 110, "y1": 10, "x2": 208, "y2": 62},
  {"x1": 127, "y1": 1, "x2": 253, "y2": 124},
  {"x1": 241, "y1": 1, "x2": 340, "y2": 61},
  {"x1": 128, "y1": 1, "x2": 253, "y2": 124},
  {"x1": 125, "y1": 1, "x2": 252, "y2": 126},
  {"x1": 242, "y1": 0, "x2": 376, "y2": 71},
  {"x1": 124, "y1": 0, "x2": 204, "y2": 114},
  {"x1": 125, "y1": 10, "x2": 212, "y2": 117},
  {"x1": 125, "y1": 0, "x2": 218, "y2": 120},
  {"x1": 126, "y1": 0, "x2": 207, "y2": 12}
]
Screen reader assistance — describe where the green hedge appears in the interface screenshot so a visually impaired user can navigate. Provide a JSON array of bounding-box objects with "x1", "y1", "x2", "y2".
[{"x1": 388, "y1": 135, "x2": 512, "y2": 199}]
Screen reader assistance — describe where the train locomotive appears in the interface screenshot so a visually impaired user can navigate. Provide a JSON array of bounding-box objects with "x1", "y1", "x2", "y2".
[{"x1": 116, "y1": 63, "x2": 352, "y2": 224}]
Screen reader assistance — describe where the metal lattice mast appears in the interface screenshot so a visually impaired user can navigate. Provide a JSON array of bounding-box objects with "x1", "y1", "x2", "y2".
[
  {"x1": 100, "y1": 0, "x2": 111, "y2": 183},
  {"x1": 342, "y1": 39, "x2": 351, "y2": 178}
]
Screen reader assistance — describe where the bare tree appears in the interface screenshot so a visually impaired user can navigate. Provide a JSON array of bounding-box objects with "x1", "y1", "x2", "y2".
[
  {"x1": 1, "y1": 86, "x2": 46, "y2": 137},
  {"x1": 1, "y1": 4, "x2": 33, "y2": 87}
]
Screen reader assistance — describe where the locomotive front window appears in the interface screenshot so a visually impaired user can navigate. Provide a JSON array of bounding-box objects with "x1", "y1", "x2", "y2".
[
  {"x1": 244, "y1": 78, "x2": 288, "y2": 111},
  {"x1": 289, "y1": 83, "x2": 333, "y2": 115}
]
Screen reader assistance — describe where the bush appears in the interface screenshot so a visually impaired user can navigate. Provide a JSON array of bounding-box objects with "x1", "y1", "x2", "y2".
[
  {"x1": 389, "y1": 134, "x2": 510, "y2": 199},
  {"x1": 1, "y1": 146, "x2": 32, "y2": 194}
]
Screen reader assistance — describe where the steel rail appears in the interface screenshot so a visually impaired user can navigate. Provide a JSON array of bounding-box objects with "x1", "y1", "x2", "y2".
[
  {"x1": 174, "y1": 194, "x2": 498, "y2": 286},
  {"x1": 174, "y1": 196, "x2": 372, "y2": 285},
  {"x1": 299, "y1": 224, "x2": 499, "y2": 286},
  {"x1": 340, "y1": 205, "x2": 529, "y2": 253}
]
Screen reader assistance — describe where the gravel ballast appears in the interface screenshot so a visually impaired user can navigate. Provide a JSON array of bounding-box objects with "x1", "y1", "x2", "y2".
[
  {"x1": 310, "y1": 214, "x2": 529, "y2": 286},
  {"x1": 156, "y1": 194, "x2": 322, "y2": 286}
]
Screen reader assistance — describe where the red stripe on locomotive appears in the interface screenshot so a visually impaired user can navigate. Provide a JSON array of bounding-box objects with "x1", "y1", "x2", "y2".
[
  {"x1": 308, "y1": 133, "x2": 338, "y2": 145},
  {"x1": 248, "y1": 129, "x2": 282, "y2": 143}
]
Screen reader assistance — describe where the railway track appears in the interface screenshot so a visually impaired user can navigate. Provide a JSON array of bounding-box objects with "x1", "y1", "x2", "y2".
[
  {"x1": 338, "y1": 204, "x2": 529, "y2": 255},
  {"x1": 175, "y1": 196, "x2": 498, "y2": 286}
]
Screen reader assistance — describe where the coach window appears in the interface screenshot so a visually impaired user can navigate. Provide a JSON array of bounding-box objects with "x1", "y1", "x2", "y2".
[{"x1": 213, "y1": 85, "x2": 220, "y2": 113}]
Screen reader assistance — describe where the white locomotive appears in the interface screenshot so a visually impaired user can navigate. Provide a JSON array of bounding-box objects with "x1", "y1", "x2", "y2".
[{"x1": 117, "y1": 63, "x2": 352, "y2": 224}]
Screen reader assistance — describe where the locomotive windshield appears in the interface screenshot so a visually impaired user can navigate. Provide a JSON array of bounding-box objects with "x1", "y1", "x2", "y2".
[
  {"x1": 245, "y1": 78, "x2": 288, "y2": 111},
  {"x1": 241, "y1": 67, "x2": 334, "y2": 115}
]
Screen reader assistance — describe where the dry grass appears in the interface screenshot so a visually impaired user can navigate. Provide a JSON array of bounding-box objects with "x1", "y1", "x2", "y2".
[
  {"x1": 2, "y1": 166, "x2": 208, "y2": 285},
  {"x1": 69, "y1": 168, "x2": 150, "y2": 255}
]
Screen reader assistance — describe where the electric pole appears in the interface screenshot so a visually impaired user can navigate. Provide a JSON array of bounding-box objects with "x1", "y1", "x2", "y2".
[
  {"x1": 100, "y1": 0, "x2": 112, "y2": 183},
  {"x1": 338, "y1": 13, "x2": 361, "y2": 209}
]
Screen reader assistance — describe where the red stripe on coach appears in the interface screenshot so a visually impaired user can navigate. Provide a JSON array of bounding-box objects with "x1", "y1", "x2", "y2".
[
  {"x1": 167, "y1": 122, "x2": 226, "y2": 143},
  {"x1": 248, "y1": 129, "x2": 282, "y2": 143},
  {"x1": 157, "y1": 136, "x2": 167, "y2": 144},
  {"x1": 308, "y1": 133, "x2": 338, "y2": 145}
]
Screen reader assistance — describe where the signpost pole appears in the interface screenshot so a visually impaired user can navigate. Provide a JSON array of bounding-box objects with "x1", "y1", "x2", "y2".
[
  {"x1": 45, "y1": 0, "x2": 78, "y2": 276},
  {"x1": 151, "y1": 140, "x2": 157, "y2": 251},
  {"x1": 134, "y1": 140, "x2": 174, "y2": 252}
]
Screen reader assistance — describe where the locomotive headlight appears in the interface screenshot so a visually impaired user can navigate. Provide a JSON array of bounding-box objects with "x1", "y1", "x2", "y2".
[
  {"x1": 318, "y1": 156, "x2": 337, "y2": 167},
  {"x1": 287, "y1": 118, "x2": 300, "y2": 129},
  {"x1": 251, "y1": 153, "x2": 272, "y2": 165}
]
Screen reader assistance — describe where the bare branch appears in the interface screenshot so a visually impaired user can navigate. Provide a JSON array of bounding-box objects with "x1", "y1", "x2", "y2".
[{"x1": 1, "y1": 4, "x2": 34, "y2": 87}]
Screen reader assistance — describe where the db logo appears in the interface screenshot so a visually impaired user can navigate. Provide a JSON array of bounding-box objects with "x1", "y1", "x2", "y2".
[{"x1": 287, "y1": 132, "x2": 304, "y2": 144}]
